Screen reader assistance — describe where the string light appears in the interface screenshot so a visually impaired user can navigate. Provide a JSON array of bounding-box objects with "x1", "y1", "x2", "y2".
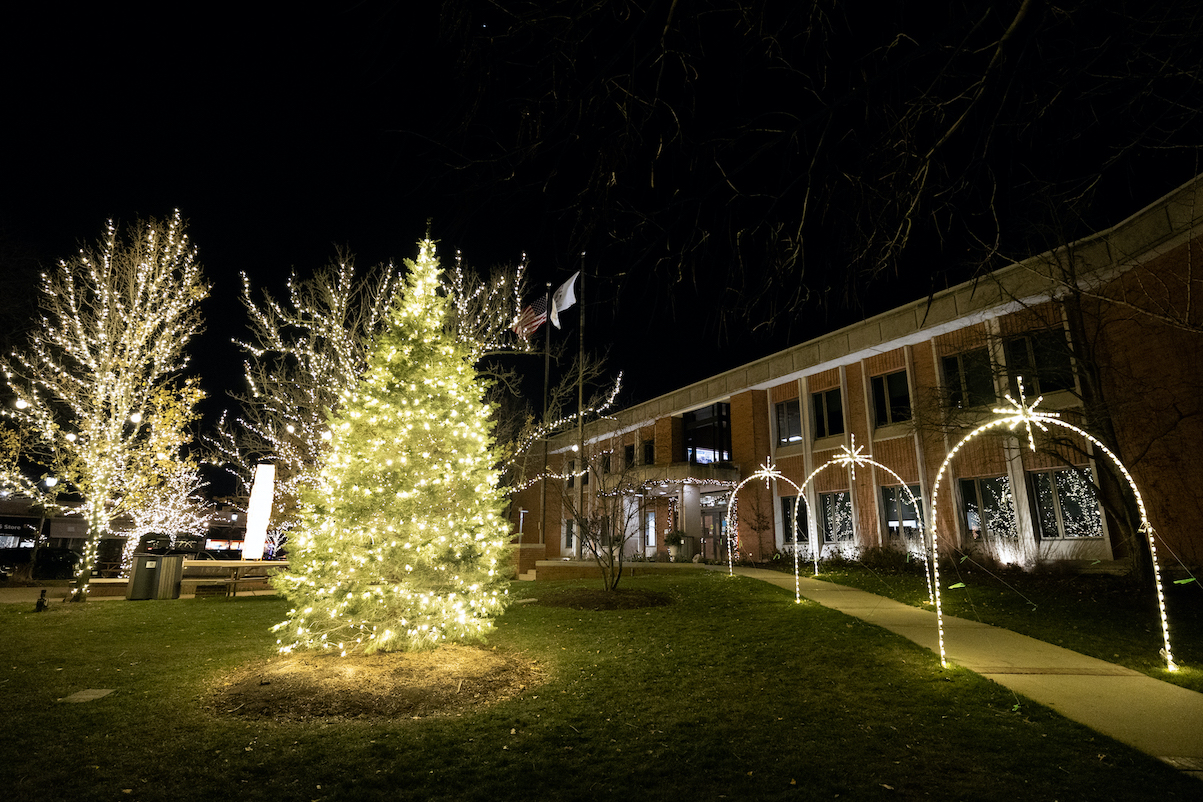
[
  {"x1": 928, "y1": 378, "x2": 1177, "y2": 671},
  {"x1": 212, "y1": 248, "x2": 546, "y2": 539},
  {"x1": 732, "y1": 448, "x2": 933, "y2": 603},
  {"x1": 272, "y1": 240, "x2": 512, "y2": 655},
  {"x1": 0, "y1": 211, "x2": 209, "y2": 600}
]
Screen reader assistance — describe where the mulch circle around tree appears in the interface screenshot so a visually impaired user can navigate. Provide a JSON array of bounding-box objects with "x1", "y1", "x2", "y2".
[
  {"x1": 207, "y1": 644, "x2": 544, "y2": 723},
  {"x1": 529, "y1": 587, "x2": 673, "y2": 611}
]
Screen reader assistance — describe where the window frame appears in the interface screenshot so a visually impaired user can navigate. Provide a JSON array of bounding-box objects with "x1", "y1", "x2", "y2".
[
  {"x1": 1005, "y1": 329, "x2": 1075, "y2": 398},
  {"x1": 775, "y1": 398, "x2": 803, "y2": 446},
  {"x1": 958, "y1": 475, "x2": 1017, "y2": 541},
  {"x1": 779, "y1": 494, "x2": 808, "y2": 544},
  {"x1": 942, "y1": 347, "x2": 995, "y2": 409},
  {"x1": 881, "y1": 484, "x2": 923, "y2": 542},
  {"x1": 871, "y1": 370, "x2": 912, "y2": 427},
  {"x1": 819, "y1": 490, "x2": 853, "y2": 543},
  {"x1": 811, "y1": 388, "x2": 845, "y2": 439},
  {"x1": 1029, "y1": 467, "x2": 1103, "y2": 539}
]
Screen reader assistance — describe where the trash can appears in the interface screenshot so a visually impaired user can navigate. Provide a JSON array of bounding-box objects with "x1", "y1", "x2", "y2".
[{"x1": 126, "y1": 554, "x2": 184, "y2": 600}]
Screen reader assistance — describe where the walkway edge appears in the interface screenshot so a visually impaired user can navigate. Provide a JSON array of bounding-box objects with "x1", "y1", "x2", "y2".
[{"x1": 720, "y1": 566, "x2": 1203, "y2": 781}]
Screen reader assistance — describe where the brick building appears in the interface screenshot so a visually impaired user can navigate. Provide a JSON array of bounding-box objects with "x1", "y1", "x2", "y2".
[{"x1": 509, "y1": 176, "x2": 1203, "y2": 577}]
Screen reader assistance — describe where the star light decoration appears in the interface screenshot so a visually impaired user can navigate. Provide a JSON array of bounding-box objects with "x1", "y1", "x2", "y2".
[
  {"x1": 831, "y1": 433, "x2": 873, "y2": 480},
  {"x1": 924, "y1": 375, "x2": 1177, "y2": 673},
  {"x1": 992, "y1": 377, "x2": 1060, "y2": 453}
]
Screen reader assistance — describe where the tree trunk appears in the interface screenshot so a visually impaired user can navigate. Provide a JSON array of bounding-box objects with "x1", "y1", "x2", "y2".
[{"x1": 1061, "y1": 293, "x2": 1151, "y2": 585}]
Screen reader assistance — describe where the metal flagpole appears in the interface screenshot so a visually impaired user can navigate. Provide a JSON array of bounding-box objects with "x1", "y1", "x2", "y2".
[
  {"x1": 539, "y1": 281, "x2": 551, "y2": 549},
  {"x1": 575, "y1": 253, "x2": 585, "y2": 559}
]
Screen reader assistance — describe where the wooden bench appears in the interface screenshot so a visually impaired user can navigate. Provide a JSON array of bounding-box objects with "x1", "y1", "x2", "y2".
[
  {"x1": 181, "y1": 560, "x2": 287, "y2": 598},
  {"x1": 181, "y1": 576, "x2": 272, "y2": 597}
]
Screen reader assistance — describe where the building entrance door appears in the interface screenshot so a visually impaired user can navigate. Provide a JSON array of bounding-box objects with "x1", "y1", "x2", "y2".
[{"x1": 700, "y1": 510, "x2": 727, "y2": 561}]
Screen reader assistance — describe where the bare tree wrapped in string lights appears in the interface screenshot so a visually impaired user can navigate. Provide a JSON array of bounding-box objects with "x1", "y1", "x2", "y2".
[{"x1": 1, "y1": 212, "x2": 209, "y2": 600}]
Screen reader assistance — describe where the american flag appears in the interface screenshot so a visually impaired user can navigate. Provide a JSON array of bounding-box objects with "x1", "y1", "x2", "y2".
[{"x1": 513, "y1": 296, "x2": 547, "y2": 339}]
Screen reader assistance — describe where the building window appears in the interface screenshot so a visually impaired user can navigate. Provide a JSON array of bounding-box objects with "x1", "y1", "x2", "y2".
[
  {"x1": 601, "y1": 452, "x2": 611, "y2": 474},
  {"x1": 942, "y1": 348, "x2": 994, "y2": 408},
  {"x1": 566, "y1": 459, "x2": 574, "y2": 489},
  {"x1": 565, "y1": 519, "x2": 574, "y2": 549},
  {"x1": 812, "y1": 388, "x2": 844, "y2": 439},
  {"x1": 1030, "y1": 468, "x2": 1102, "y2": 539},
  {"x1": 780, "y1": 495, "x2": 808, "y2": 543},
  {"x1": 882, "y1": 485, "x2": 923, "y2": 542},
  {"x1": 624, "y1": 444, "x2": 635, "y2": 468},
  {"x1": 643, "y1": 439, "x2": 655, "y2": 465},
  {"x1": 775, "y1": 399, "x2": 803, "y2": 446},
  {"x1": 958, "y1": 476, "x2": 1017, "y2": 540},
  {"x1": 1005, "y1": 329, "x2": 1074, "y2": 397},
  {"x1": 819, "y1": 491, "x2": 853, "y2": 543},
  {"x1": 645, "y1": 510, "x2": 656, "y2": 547},
  {"x1": 871, "y1": 371, "x2": 912, "y2": 427},
  {"x1": 685, "y1": 402, "x2": 732, "y2": 464}
]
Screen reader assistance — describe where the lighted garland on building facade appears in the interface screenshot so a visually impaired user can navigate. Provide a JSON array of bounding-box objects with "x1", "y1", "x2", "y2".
[
  {"x1": 928, "y1": 379, "x2": 1177, "y2": 671},
  {"x1": 272, "y1": 240, "x2": 511, "y2": 655}
]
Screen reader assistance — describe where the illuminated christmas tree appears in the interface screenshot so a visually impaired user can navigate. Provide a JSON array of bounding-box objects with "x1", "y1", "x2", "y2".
[{"x1": 273, "y1": 240, "x2": 511, "y2": 655}]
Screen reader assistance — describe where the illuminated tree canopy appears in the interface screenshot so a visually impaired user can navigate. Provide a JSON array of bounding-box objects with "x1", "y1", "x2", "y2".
[
  {"x1": 273, "y1": 240, "x2": 511, "y2": 655},
  {"x1": 0, "y1": 211, "x2": 208, "y2": 599}
]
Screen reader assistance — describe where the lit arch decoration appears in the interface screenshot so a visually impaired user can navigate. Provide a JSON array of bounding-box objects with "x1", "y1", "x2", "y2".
[
  {"x1": 724, "y1": 435, "x2": 933, "y2": 604},
  {"x1": 928, "y1": 379, "x2": 1177, "y2": 671}
]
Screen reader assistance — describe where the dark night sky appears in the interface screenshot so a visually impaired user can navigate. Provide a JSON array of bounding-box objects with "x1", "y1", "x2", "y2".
[
  {"x1": 0, "y1": 3, "x2": 771, "y2": 421},
  {"x1": 4, "y1": 2, "x2": 1199, "y2": 430}
]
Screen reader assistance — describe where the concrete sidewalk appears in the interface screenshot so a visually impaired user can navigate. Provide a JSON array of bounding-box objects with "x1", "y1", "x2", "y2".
[{"x1": 725, "y1": 566, "x2": 1203, "y2": 781}]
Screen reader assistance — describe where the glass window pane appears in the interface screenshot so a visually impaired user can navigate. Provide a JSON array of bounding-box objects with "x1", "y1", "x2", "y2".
[
  {"x1": 882, "y1": 487, "x2": 901, "y2": 537},
  {"x1": 826, "y1": 389, "x2": 844, "y2": 436},
  {"x1": 821, "y1": 491, "x2": 853, "y2": 542},
  {"x1": 979, "y1": 476, "x2": 1017, "y2": 539},
  {"x1": 781, "y1": 495, "x2": 796, "y2": 543},
  {"x1": 886, "y1": 371, "x2": 911, "y2": 422},
  {"x1": 964, "y1": 348, "x2": 995, "y2": 407},
  {"x1": 942, "y1": 355, "x2": 962, "y2": 406},
  {"x1": 1005, "y1": 338, "x2": 1030, "y2": 395},
  {"x1": 776, "y1": 400, "x2": 802, "y2": 445},
  {"x1": 812, "y1": 393, "x2": 827, "y2": 438},
  {"x1": 959, "y1": 478, "x2": 982, "y2": 540},
  {"x1": 1032, "y1": 472, "x2": 1059, "y2": 539},
  {"x1": 1033, "y1": 330, "x2": 1075, "y2": 393},
  {"x1": 1054, "y1": 469, "x2": 1102, "y2": 538},
  {"x1": 872, "y1": 376, "x2": 888, "y2": 427}
]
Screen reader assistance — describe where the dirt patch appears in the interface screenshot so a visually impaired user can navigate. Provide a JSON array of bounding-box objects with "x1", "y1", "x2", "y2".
[
  {"x1": 531, "y1": 587, "x2": 673, "y2": 611},
  {"x1": 207, "y1": 644, "x2": 543, "y2": 723}
]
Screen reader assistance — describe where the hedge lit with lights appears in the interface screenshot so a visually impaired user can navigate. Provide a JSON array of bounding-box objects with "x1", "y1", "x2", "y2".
[{"x1": 273, "y1": 240, "x2": 511, "y2": 654}]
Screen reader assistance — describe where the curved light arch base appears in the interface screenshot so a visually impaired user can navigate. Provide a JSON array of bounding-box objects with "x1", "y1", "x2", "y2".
[{"x1": 928, "y1": 380, "x2": 1177, "y2": 671}]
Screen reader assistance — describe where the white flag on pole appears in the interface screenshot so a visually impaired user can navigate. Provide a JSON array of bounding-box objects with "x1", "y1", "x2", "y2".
[{"x1": 549, "y1": 271, "x2": 579, "y2": 329}]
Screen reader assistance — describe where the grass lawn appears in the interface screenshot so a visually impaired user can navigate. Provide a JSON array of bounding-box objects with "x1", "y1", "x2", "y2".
[
  {"x1": 2, "y1": 571, "x2": 1201, "y2": 801},
  {"x1": 790, "y1": 552, "x2": 1203, "y2": 693}
]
